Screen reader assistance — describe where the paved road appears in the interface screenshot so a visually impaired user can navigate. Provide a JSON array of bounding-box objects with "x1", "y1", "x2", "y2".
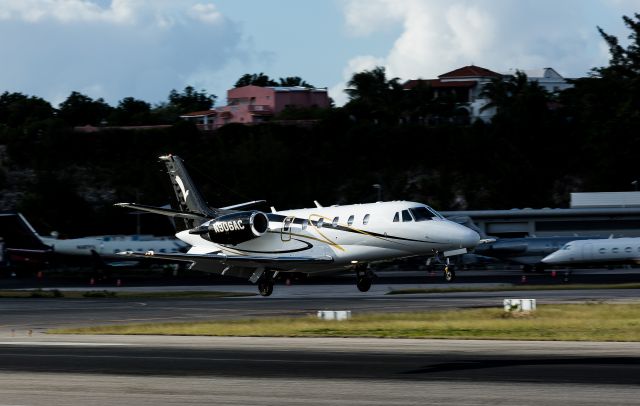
[{"x1": 0, "y1": 337, "x2": 637, "y2": 405}]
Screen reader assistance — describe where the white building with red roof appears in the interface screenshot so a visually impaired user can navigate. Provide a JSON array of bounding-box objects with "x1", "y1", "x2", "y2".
[
  {"x1": 404, "y1": 65, "x2": 572, "y2": 122},
  {"x1": 404, "y1": 65, "x2": 503, "y2": 122}
]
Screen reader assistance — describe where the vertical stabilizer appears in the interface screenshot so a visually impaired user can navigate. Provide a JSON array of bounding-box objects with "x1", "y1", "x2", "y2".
[
  {"x1": 159, "y1": 155, "x2": 219, "y2": 230},
  {"x1": 0, "y1": 212, "x2": 50, "y2": 250}
]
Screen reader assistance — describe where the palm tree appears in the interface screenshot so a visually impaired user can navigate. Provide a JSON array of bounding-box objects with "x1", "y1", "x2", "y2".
[
  {"x1": 344, "y1": 66, "x2": 404, "y2": 121},
  {"x1": 278, "y1": 76, "x2": 313, "y2": 87}
]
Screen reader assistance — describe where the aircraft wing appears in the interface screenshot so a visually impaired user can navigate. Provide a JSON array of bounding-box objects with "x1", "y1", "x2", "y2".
[{"x1": 118, "y1": 251, "x2": 334, "y2": 273}]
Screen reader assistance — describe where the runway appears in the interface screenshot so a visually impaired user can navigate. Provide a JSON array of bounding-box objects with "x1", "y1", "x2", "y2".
[
  {"x1": 0, "y1": 271, "x2": 639, "y2": 405},
  {"x1": 1, "y1": 284, "x2": 640, "y2": 334},
  {"x1": 0, "y1": 337, "x2": 638, "y2": 405}
]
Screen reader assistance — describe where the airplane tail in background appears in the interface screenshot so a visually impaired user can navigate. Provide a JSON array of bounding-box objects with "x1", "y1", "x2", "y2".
[{"x1": 0, "y1": 212, "x2": 51, "y2": 251}]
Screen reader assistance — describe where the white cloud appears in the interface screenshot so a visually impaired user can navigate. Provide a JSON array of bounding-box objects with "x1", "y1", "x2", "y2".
[
  {"x1": 0, "y1": 1, "x2": 225, "y2": 26},
  {"x1": 343, "y1": 0, "x2": 404, "y2": 36},
  {"x1": 0, "y1": 0, "x2": 135, "y2": 24},
  {"x1": 333, "y1": 0, "x2": 635, "y2": 104},
  {"x1": 0, "y1": 1, "x2": 250, "y2": 105},
  {"x1": 330, "y1": 55, "x2": 385, "y2": 106},
  {"x1": 188, "y1": 3, "x2": 221, "y2": 25}
]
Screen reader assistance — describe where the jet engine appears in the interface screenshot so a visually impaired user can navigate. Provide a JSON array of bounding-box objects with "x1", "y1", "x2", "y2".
[{"x1": 190, "y1": 211, "x2": 270, "y2": 245}]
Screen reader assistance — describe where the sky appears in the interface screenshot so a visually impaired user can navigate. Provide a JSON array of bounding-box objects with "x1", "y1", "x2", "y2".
[{"x1": 0, "y1": 0, "x2": 639, "y2": 107}]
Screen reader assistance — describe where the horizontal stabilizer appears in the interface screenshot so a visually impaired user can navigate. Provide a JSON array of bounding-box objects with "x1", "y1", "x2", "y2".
[
  {"x1": 114, "y1": 203, "x2": 209, "y2": 221},
  {"x1": 220, "y1": 200, "x2": 267, "y2": 211}
]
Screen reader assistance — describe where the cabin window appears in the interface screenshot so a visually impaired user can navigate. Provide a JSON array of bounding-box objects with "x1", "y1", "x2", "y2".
[
  {"x1": 393, "y1": 212, "x2": 399, "y2": 222},
  {"x1": 347, "y1": 215, "x2": 354, "y2": 226},
  {"x1": 409, "y1": 207, "x2": 440, "y2": 221},
  {"x1": 402, "y1": 210, "x2": 413, "y2": 222},
  {"x1": 316, "y1": 218, "x2": 324, "y2": 228},
  {"x1": 426, "y1": 206, "x2": 444, "y2": 219},
  {"x1": 363, "y1": 214, "x2": 370, "y2": 225},
  {"x1": 612, "y1": 247, "x2": 619, "y2": 254},
  {"x1": 599, "y1": 248, "x2": 606, "y2": 254},
  {"x1": 625, "y1": 247, "x2": 632, "y2": 253},
  {"x1": 332, "y1": 217, "x2": 339, "y2": 227},
  {"x1": 302, "y1": 219, "x2": 308, "y2": 230}
]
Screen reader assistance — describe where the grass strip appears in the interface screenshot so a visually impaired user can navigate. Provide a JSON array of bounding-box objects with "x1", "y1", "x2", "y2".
[
  {"x1": 50, "y1": 303, "x2": 640, "y2": 341},
  {"x1": 0, "y1": 289, "x2": 255, "y2": 299},
  {"x1": 387, "y1": 283, "x2": 640, "y2": 295}
]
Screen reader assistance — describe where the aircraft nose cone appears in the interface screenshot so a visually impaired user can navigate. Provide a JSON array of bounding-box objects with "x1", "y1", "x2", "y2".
[
  {"x1": 446, "y1": 222, "x2": 480, "y2": 249},
  {"x1": 460, "y1": 227, "x2": 481, "y2": 249},
  {"x1": 541, "y1": 252, "x2": 557, "y2": 264}
]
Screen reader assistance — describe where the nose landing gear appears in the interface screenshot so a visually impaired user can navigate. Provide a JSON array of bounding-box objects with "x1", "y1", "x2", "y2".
[
  {"x1": 443, "y1": 264, "x2": 456, "y2": 282},
  {"x1": 427, "y1": 253, "x2": 457, "y2": 282}
]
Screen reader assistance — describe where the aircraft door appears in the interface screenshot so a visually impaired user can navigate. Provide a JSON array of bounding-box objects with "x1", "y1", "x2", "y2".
[
  {"x1": 582, "y1": 243, "x2": 593, "y2": 261},
  {"x1": 281, "y1": 216, "x2": 295, "y2": 242}
]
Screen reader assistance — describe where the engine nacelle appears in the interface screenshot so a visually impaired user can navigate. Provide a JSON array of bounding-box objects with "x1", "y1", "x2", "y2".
[{"x1": 193, "y1": 211, "x2": 269, "y2": 245}]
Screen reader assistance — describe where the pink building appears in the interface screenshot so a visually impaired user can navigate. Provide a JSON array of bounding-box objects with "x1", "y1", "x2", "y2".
[{"x1": 181, "y1": 85, "x2": 330, "y2": 130}]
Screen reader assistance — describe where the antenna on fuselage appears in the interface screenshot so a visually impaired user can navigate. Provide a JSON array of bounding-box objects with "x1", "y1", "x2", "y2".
[{"x1": 314, "y1": 200, "x2": 323, "y2": 208}]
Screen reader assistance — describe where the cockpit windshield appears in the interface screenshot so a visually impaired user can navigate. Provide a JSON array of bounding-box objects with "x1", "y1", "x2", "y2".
[
  {"x1": 562, "y1": 244, "x2": 572, "y2": 250},
  {"x1": 409, "y1": 206, "x2": 443, "y2": 221}
]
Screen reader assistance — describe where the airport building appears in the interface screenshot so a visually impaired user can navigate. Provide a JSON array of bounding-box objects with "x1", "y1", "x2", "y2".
[{"x1": 442, "y1": 192, "x2": 640, "y2": 239}]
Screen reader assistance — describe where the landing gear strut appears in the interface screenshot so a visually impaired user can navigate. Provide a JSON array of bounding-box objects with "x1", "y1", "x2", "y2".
[{"x1": 355, "y1": 264, "x2": 374, "y2": 292}]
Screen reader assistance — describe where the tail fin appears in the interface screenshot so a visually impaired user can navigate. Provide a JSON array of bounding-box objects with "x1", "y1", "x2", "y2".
[
  {"x1": 0, "y1": 212, "x2": 50, "y2": 250},
  {"x1": 159, "y1": 155, "x2": 219, "y2": 230}
]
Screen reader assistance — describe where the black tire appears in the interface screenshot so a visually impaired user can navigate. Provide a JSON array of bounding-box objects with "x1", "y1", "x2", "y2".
[
  {"x1": 356, "y1": 276, "x2": 372, "y2": 292},
  {"x1": 444, "y1": 266, "x2": 456, "y2": 282},
  {"x1": 258, "y1": 280, "x2": 274, "y2": 296}
]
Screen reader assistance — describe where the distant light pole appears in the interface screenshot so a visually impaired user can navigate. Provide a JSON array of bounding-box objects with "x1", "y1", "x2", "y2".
[{"x1": 372, "y1": 184, "x2": 382, "y2": 201}]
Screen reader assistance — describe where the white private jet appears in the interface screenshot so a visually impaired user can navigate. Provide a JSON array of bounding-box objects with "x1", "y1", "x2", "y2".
[
  {"x1": 0, "y1": 212, "x2": 188, "y2": 268},
  {"x1": 116, "y1": 155, "x2": 480, "y2": 296},
  {"x1": 542, "y1": 237, "x2": 640, "y2": 266}
]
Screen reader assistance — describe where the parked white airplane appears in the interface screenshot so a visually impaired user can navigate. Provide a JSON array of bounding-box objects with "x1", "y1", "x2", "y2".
[
  {"x1": 541, "y1": 237, "x2": 640, "y2": 266},
  {"x1": 0, "y1": 212, "x2": 188, "y2": 267},
  {"x1": 116, "y1": 155, "x2": 480, "y2": 296}
]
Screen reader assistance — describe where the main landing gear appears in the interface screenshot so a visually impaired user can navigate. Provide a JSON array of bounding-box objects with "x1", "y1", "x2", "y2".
[
  {"x1": 355, "y1": 264, "x2": 375, "y2": 292},
  {"x1": 257, "y1": 270, "x2": 276, "y2": 297}
]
